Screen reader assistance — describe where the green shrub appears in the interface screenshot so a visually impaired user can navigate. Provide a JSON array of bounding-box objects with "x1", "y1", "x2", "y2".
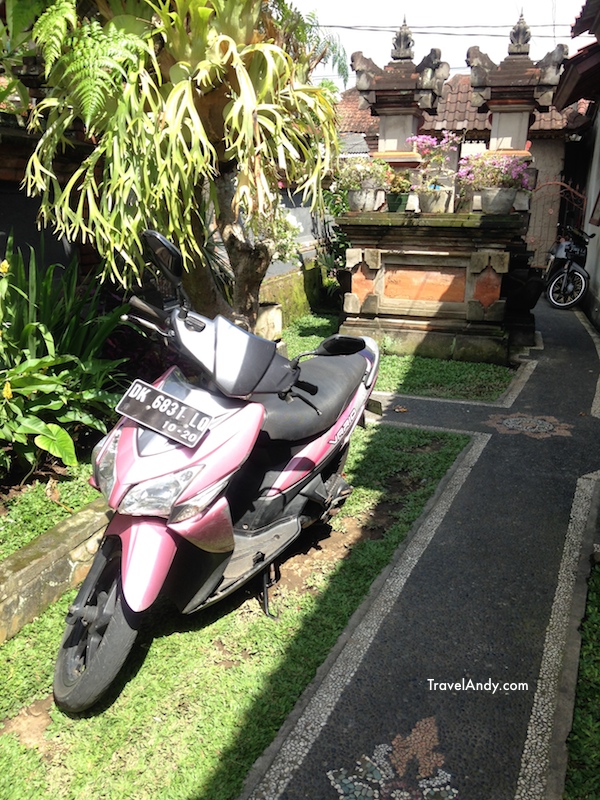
[{"x1": 0, "y1": 239, "x2": 125, "y2": 477}]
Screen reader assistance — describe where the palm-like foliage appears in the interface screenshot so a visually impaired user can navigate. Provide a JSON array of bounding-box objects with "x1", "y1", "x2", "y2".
[{"x1": 23, "y1": 0, "x2": 339, "y2": 295}]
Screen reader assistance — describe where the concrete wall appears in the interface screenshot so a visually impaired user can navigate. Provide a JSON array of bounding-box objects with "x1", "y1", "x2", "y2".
[
  {"x1": 0, "y1": 499, "x2": 111, "y2": 644},
  {"x1": 527, "y1": 139, "x2": 566, "y2": 268},
  {"x1": 583, "y1": 119, "x2": 600, "y2": 328}
]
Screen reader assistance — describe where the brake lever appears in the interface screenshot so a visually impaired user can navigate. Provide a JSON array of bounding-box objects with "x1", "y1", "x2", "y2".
[{"x1": 121, "y1": 313, "x2": 173, "y2": 338}]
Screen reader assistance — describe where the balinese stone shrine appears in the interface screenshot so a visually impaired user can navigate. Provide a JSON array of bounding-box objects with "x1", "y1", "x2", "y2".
[{"x1": 338, "y1": 18, "x2": 567, "y2": 364}]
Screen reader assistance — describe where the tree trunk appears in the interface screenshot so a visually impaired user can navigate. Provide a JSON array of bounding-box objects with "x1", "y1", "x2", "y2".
[
  {"x1": 182, "y1": 208, "x2": 234, "y2": 321},
  {"x1": 213, "y1": 166, "x2": 275, "y2": 331},
  {"x1": 180, "y1": 168, "x2": 275, "y2": 331},
  {"x1": 228, "y1": 235, "x2": 272, "y2": 330}
]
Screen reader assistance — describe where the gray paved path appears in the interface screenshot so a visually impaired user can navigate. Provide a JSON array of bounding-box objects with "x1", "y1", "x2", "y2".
[{"x1": 239, "y1": 301, "x2": 600, "y2": 800}]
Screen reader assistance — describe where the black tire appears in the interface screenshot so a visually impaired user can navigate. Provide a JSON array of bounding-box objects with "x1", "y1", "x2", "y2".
[
  {"x1": 53, "y1": 537, "x2": 140, "y2": 713},
  {"x1": 547, "y1": 267, "x2": 588, "y2": 309}
]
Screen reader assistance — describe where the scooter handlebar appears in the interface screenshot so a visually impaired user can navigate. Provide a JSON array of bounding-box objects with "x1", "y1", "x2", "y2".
[{"x1": 566, "y1": 226, "x2": 595, "y2": 244}]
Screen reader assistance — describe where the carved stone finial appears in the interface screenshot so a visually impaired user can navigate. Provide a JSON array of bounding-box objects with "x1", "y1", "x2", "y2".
[
  {"x1": 350, "y1": 51, "x2": 383, "y2": 91},
  {"x1": 392, "y1": 18, "x2": 415, "y2": 61},
  {"x1": 509, "y1": 13, "x2": 531, "y2": 55},
  {"x1": 536, "y1": 43, "x2": 569, "y2": 84},
  {"x1": 415, "y1": 48, "x2": 442, "y2": 74},
  {"x1": 466, "y1": 46, "x2": 495, "y2": 107},
  {"x1": 466, "y1": 46, "x2": 497, "y2": 72}
]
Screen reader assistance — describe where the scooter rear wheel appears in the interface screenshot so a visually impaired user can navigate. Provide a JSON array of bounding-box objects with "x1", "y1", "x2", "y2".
[
  {"x1": 547, "y1": 267, "x2": 588, "y2": 309},
  {"x1": 53, "y1": 537, "x2": 140, "y2": 713}
]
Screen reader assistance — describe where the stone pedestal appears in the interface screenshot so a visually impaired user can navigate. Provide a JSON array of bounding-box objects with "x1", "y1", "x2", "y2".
[{"x1": 338, "y1": 214, "x2": 528, "y2": 365}]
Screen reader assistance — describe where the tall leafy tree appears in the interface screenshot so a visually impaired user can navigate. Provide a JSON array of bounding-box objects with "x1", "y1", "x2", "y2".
[{"x1": 1, "y1": 0, "x2": 341, "y2": 327}]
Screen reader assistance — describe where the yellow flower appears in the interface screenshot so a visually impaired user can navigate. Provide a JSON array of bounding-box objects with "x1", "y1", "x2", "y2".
[
  {"x1": 3, "y1": 382, "x2": 12, "y2": 400},
  {"x1": 0, "y1": 260, "x2": 9, "y2": 274}
]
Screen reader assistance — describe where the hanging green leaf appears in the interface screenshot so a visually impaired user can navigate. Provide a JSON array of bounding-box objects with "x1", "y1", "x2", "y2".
[
  {"x1": 34, "y1": 423, "x2": 78, "y2": 466},
  {"x1": 32, "y1": 0, "x2": 77, "y2": 75}
]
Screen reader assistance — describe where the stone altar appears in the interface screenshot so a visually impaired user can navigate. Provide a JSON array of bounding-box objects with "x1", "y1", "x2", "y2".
[{"x1": 339, "y1": 214, "x2": 527, "y2": 365}]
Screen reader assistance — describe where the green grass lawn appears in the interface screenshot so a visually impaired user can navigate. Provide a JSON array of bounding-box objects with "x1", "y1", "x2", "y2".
[
  {"x1": 285, "y1": 314, "x2": 514, "y2": 401},
  {"x1": 0, "y1": 465, "x2": 97, "y2": 563},
  {"x1": 564, "y1": 564, "x2": 600, "y2": 799}
]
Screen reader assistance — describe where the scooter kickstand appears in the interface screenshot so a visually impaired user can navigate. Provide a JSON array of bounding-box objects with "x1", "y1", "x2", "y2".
[{"x1": 260, "y1": 563, "x2": 281, "y2": 619}]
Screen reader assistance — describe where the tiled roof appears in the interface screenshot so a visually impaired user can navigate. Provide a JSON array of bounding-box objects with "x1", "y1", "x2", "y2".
[
  {"x1": 338, "y1": 132, "x2": 370, "y2": 154},
  {"x1": 421, "y1": 75, "x2": 488, "y2": 135},
  {"x1": 572, "y1": 0, "x2": 600, "y2": 36},
  {"x1": 337, "y1": 74, "x2": 580, "y2": 140},
  {"x1": 336, "y1": 87, "x2": 380, "y2": 136}
]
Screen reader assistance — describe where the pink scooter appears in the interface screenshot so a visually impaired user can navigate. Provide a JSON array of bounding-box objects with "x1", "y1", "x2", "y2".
[{"x1": 53, "y1": 231, "x2": 380, "y2": 712}]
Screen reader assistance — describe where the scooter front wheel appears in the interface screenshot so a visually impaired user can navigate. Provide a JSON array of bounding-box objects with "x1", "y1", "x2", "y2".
[
  {"x1": 53, "y1": 537, "x2": 140, "y2": 713},
  {"x1": 547, "y1": 267, "x2": 588, "y2": 309}
]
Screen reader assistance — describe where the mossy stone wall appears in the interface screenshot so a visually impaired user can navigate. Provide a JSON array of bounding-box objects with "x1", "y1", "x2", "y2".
[{"x1": 259, "y1": 261, "x2": 325, "y2": 327}]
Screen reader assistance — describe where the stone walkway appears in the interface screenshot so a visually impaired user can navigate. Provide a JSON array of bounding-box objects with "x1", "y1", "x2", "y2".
[{"x1": 238, "y1": 301, "x2": 600, "y2": 800}]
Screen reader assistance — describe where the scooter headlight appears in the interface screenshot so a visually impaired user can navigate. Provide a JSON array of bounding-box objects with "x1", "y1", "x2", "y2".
[
  {"x1": 119, "y1": 466, "x2": 204, "y2": 517},
  {"x1": 169, "y1": 476, "x2": 230, "y2": 524},
  {"x1": 93, "y1": 430, "x2": 121, "y2": 499}
]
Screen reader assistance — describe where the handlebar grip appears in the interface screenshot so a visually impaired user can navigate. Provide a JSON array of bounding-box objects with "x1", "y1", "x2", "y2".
[
  {"x1": 567, "y1": 226, "x2": 593, "y2": 243},
  {"x1": 129, "y1": 295, "x2": 171, "y2": 326}
]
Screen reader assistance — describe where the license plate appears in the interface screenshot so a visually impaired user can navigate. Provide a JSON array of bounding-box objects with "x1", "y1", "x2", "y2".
[{"x1": 116, "y1": 379, "x2": 211, "y2": 447}]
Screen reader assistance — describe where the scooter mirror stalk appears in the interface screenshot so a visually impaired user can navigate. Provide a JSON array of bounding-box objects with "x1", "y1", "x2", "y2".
[{"x1": 141, "y1": 230, "x2": 193, "y2": 312}]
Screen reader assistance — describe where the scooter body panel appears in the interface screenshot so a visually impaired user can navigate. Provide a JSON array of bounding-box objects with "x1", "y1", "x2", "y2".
[
  {"x1": 107, "y1": 378, "x2": 265, "y2": 511},
  {"x1": 106, "y1": 514, "x2": 179, "y2": 612},
  {"x1": 267, "y1": 385, "x2": 365, "y2": 496}
]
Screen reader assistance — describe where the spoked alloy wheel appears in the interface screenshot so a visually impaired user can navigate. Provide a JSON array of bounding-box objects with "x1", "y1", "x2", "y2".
[
  {"x1": 53, "y1": 537, "x2": 140, "y2": 713},
  {"x1": 547, "y1": 267, "x2": 588, "y2": 309}
]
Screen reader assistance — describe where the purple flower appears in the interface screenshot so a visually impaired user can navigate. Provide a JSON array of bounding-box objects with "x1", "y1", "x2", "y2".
[{"x1": 456, "y1": 152, "x2": 530, "y2": 190}]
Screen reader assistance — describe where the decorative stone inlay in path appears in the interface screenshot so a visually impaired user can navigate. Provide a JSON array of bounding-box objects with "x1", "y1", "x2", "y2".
[
  {"x1": 327, "y1": 717, "x2": 459, "y2": 799},
  {"x1": 485, "y1": 413, "x2": 574, "y2": 439}
]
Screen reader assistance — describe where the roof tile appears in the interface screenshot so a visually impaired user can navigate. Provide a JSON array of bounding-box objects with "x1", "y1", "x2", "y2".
[{"x1": 337, "y1": 74, "x2": 580, "y2": 139}]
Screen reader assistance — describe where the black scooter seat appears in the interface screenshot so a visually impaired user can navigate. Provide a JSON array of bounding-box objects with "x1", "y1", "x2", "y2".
[{"x1": 253, "y1": 353, "x2": 367, "y2": 441}]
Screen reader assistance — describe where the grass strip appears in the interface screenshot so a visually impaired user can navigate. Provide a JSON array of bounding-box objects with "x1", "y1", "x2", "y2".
[
  {"x1": 0, "y1": 425, "x2": 468, "y2": 800},
  {"x1": 0, "y1": 465, "x2": 96, "y2": 563},
  {"x1": 564, "y1": 564, "x2": 600, "y2": 799}
]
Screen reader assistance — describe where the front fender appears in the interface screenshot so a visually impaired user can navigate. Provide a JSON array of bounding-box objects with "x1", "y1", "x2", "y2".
[
  {"x1": 106, "y1": 514, "x2": 178, "y2": 612},
  {"x1": 568, "y1": 263, "x2": 590, "y2": 280}
]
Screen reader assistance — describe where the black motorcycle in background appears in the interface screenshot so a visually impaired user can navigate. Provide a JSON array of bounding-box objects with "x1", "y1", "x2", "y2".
[{"x1": 545, "y1": 226, "x2": 596, "y2": 309}]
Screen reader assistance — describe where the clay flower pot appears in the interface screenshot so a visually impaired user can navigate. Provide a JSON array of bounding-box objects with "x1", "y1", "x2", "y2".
[
  {"x1": 417, "y1": 188, "x2": 452, "y2": 213},
  {"x1": 480, "y1": 187, "x2": 518, "y2": 214}
]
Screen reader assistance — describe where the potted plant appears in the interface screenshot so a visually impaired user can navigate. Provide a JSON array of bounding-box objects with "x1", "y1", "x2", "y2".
[
  {"x1": 334, "y1": 157, "x2": 392, "y2": 212},
  {"x1": 387, "y1": 171, "x2": 413, "y2": 212},
  {"x1": 456, "y1": 152, "x2": 532, "y2": 214},
  {"x1": 406, "y1": 130, "x2": 460, "y2": 213}
]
